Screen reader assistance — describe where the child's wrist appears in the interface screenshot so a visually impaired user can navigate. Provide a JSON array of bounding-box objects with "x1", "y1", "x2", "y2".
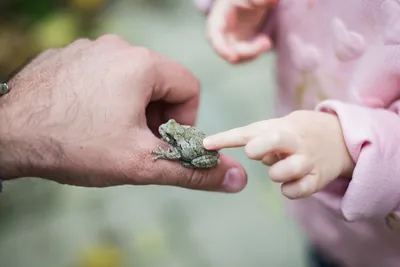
[
  {"x1": 340, "y1": 153, "x2": 355, "y2": 177},
  {"x1": 330, "y1": 114, "x2": 355, "y2": 178}
]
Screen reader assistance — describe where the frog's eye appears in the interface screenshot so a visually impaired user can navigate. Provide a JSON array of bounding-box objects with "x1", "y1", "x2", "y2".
[{"x1": 165, "y1": 133, "x2": 174, "y2": 141}]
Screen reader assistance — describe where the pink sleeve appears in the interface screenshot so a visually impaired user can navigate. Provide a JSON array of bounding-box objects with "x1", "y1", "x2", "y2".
[{"x1": 315, "y1": 100, "x2": 400, "y2": 221}]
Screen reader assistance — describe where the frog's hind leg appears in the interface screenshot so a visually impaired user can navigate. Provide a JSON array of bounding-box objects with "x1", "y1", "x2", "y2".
[
  {"x1": 151, "y1": 145, "x2": 181, "y2": 161},
  {"x1": 181, "y1": 162, "x2": 197, "y2": 168},
  {"x1": 191, "y1": 155, "x2": 220, "y2": 168}
]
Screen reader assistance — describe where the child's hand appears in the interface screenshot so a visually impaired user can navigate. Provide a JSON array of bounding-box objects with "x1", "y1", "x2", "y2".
[
  {"x1": 206, "y1": 0, "x2": 276, "y2": 63},
  {"x1": 203, "y1": 111, "x2": 355, "y2": 199}
]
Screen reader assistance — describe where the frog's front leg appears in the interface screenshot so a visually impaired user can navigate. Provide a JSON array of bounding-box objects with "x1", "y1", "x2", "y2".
[
  {"x1": 190, "y1": 155, "x2": 220, "y2": 169},
  {"x1": 151, "y1": 145, "x2": 181, "y2": 161}
]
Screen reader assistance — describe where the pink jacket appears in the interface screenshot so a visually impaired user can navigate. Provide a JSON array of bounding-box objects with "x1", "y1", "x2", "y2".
[{"x1": 195, "y1": 0, "x2": 400, "y2": 266}]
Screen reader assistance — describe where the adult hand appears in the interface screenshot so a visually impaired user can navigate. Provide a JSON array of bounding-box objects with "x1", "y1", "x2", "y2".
[{"x1": 0, "y1": 34, "x2": 247, "y2": 192}]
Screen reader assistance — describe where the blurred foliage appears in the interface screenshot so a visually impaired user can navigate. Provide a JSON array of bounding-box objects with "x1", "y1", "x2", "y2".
[
  {"x1": 77, "y1": 242, "x2": 124, "y2": 267},
  {"x1": 0, "y1": 0, "x2": 112, "y2": 80}
]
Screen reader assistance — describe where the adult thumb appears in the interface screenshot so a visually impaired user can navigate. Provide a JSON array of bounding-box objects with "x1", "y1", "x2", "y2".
[{"x1": 128, "y1": 131, "x2": 248, "y2": 192}]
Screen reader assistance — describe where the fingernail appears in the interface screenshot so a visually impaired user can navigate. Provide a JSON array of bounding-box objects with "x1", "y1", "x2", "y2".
[
  {"x1": 300, "y1": 180, "x2": 309, "y2": 194},
  {"x1": 287, "y1": 181, "x2": 308, "y2": 198},
  {"x1": 203, "y1": 138, "x2": 212, "y2": 149},
  {"x1": 222, "y1": 168, "x2": 244, "y2": 193}
]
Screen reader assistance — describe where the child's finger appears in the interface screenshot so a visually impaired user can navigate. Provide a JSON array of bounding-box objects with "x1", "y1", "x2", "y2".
[
  {"x1": 244, "y1": 129, "x2": 299, "y2": 160},
  {"x1": 207, "y1": 27, "x2": 238, "y2": 62},
  {"x1": 261, "y1": 154, "x2": 280, "y2": 166},
  {"x1": 280, "y1": 174, "x2": 316, "y2": 199},
  {"x1": 231, "y1": 35, "x2": 271, "y2": 61},
  {"x1": 234, "y1": 0, "x2": 253, "y2": 8},
  {"x1": 250, "y1": 0, "x2": 277, "y2": 7},
  {"x1": 281, "y1": 173, "x2": 318, "y2": 199},
  {"x1": 235, "y1": 0, "x2": 273, "y2": 7},
  {"x1": 203, "y1": 121, "x2": 267, "y2": 150},
  {"x1": 206, "y1": 3, "x2": 238, "y2": 62},
  {"x1": 268, "y1": 154, "x2": 312, "y2": 183}
]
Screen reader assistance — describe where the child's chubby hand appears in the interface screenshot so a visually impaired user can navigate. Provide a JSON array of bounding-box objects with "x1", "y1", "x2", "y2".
[
  {"x1": 203, "y1": 111, "x2": 355, "y2": 199},
  {"x1": 206, "y1": 0, "x2": 277, "y2": 63}
]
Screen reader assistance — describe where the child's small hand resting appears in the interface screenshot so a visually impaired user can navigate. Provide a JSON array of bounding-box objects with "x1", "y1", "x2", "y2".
[
  {"x1": 206, "y1": 0, "x2": 276, "y2": 63},
  {"x1": 203, "y1": 111, "x2": 355, "y2": 199}
]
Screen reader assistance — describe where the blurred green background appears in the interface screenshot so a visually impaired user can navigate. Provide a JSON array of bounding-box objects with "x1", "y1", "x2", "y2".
[{"x1": 0, "y1": 1, "x2": 307, "y2": 266}]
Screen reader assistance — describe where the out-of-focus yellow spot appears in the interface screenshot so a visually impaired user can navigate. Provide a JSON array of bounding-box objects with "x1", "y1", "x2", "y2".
[
  {"x1": 32, "y1": 12, "x2": 79, "y2": 50},
  {"x1": 134, "y1": 229, "x2": 166, "y2": 261},
  {"x1": 0, "y1": 26, "x2": 34, "y2": 71},
  {"x1": 71, "y1": 0, "x2": 105, "y2": 11},
  {"x1": 77, "y1": 243, "x2": 123, "y2": 267}
]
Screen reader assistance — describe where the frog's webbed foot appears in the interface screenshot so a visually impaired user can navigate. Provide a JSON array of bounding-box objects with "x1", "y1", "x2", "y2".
[
  {"x1": 150, "y1": 145, "x2": 181, "y2": 161},
  {"x1": 161, "y1": 136, "x2": 170, "y2": 143},
  {"x1": 190, "y1": 155, "x2": 220, "y2": 169}
]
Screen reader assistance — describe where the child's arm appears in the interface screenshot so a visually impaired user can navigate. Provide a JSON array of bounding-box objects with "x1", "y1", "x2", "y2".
[
  {"x1": 311, "y1": 44, "x2": 400, "y2": 222},
  {"x1": 314, "y1": 100, "x2": 400, "y2": 221},
  {"x1": 204, "y1": 92, "x2": 400, "y2": 222},
  {"x1": 193, "y1": 0, "x2": 278, "y2": 63}
]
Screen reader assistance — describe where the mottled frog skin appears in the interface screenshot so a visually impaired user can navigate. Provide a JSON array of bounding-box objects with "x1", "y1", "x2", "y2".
[{"x1": 150, "y1": 119, "x2": 220, "y2": 168}]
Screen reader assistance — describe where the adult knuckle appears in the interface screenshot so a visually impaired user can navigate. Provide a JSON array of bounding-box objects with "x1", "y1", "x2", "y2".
[
  {"x1": 132, "y1": 46, "x2": 153, "y2": 56},
  {"x1": 66, "y1": 38, "x2": 92, "y2": 50},
  {"x1": 95, "y1": 34, "x2": 133, "y2": 52},
  {"x1": 96, "y1": 33, "x2": 126, "y2": 44},
  {"x1": 188, "y1": 171, "x2": 217, "y2": 191},
  {"x1": 186, "y1": 170, "x2": 202, "y2": 188},
  {"x1": 157, "y1": 168, "x2": 196, "y2": 189},
  {"x1": 189, "y1": 73, "x2": 201, "y2": 92},
  {"x1": 180, "y1": 67, "x2": 201, "y2": 95},
  {"x1": 127, "y1": 47, "x2": 158, "y2": 76},
  {"x1": 40, "y1": 48, "x2": 58, "y2": 56},
  {"x1": 72, "y1": 37, "x2": 91, "y2": 45},
  {"x1": 30, "y1": 49, "x2": 58, "y2": 64},
  {"x1": 131, "y1": 46, "x2": 157, "y2": 66}
]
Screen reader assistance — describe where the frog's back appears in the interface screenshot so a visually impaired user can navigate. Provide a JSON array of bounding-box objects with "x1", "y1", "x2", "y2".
[{"x1": 179, "y1": 126, "x2": 217, "y2": 159}]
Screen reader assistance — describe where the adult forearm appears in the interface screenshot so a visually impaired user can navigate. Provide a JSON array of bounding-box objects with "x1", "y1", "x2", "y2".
[
  {"x1": 0, "y1": 93, "x2": 22, "y2": 180},
  {"x1": 0, "y1": 80, "x2": 63, "y2": 181}
]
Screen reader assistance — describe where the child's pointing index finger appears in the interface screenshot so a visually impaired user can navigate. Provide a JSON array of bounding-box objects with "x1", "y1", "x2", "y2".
[{"x1": 203, "y1": 120, "x2": 272, "y2": 150}]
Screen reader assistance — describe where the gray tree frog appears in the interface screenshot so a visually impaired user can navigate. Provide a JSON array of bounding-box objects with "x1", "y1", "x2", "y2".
[{"x1": 150, "y1": 119, "x2": 220, "y2": 168}]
